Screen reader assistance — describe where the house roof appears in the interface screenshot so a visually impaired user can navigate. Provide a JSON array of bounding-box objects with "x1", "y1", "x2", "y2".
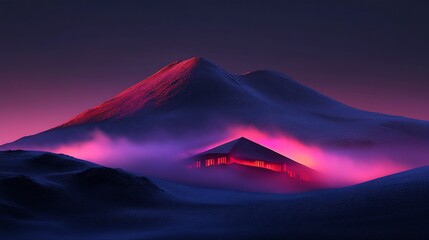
[{"x1": 198, "y1": 137, "x2": 304, "y2": 166}]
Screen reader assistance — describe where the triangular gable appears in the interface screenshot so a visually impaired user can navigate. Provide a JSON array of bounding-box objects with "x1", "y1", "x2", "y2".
[{"x1": 199, "y1": 137, "x2": 300, "y2": 165}]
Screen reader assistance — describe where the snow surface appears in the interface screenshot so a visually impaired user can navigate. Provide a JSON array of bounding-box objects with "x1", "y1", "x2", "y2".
[
  {"x1": 5, "y1": 57, "x2": 429, "y2": 148},
  {"x1": 1, "y1": 57, "x2": 429, "y2": 188},
  {"x1": 1, "y1": 150, "x2": 429, "y2": 239}
]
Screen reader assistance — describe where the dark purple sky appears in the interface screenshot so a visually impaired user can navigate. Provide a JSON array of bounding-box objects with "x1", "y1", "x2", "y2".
[{"x1": 1, "y1": 0, "x2": 429, "y2": 144}]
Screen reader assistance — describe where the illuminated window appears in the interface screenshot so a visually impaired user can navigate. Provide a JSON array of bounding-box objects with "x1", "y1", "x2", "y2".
[
  {"x1": 255, "y1": 161, "x2": 264, "y2": 167},
  {"x1": 217, "y1": 157, "x2": 227, "y2": 164},
  {"x1": 206, "y1": 158, "x2": 215, "y2": 167}
]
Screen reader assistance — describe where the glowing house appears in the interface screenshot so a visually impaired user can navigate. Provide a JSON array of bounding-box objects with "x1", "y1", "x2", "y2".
[{"x1": 187, "y1": 137, "x2": 315, "y2": 181}]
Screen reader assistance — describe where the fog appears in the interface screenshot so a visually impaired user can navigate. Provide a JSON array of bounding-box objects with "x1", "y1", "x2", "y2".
[{"x1": 36, "y1": 124, "x2": 429, "y2": 192}]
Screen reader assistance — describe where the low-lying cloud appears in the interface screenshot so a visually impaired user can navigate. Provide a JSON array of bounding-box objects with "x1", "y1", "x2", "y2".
[{"x1": 42, "y1": 125, "x2": 428, "y2": 190}]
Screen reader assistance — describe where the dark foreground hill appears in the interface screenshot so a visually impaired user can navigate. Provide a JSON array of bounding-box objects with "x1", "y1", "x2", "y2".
[{"x1": 1, "y1": 150, "x2": 429, "y2": 239}]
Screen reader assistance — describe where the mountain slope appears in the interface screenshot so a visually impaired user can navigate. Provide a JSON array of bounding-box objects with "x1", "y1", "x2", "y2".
[
  {"x1": 5, "y1": 57, "x2": 429, "y2": 146},
  {"x1": 63, "y1": 58, "x2": 342, "y2": 126},
  {"x1": 1, "y1": 57, "x2": 429, "y2": 182}
]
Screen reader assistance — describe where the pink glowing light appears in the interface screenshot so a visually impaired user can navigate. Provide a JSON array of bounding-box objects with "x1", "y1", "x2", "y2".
[
  {"x1": 196, "y1": 125, "x2": 407, "y2": 185},
  {"x1": 44, "y1": 125, "x2": 408, "y2": 186}
]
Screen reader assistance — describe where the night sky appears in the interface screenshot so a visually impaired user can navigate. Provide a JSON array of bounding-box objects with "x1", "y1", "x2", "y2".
[{"x1": 1, "y1": 0, "x2": 429, "y2": 144}]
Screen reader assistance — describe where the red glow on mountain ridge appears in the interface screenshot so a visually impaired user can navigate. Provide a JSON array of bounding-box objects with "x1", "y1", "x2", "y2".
[{"x1": 61, "y1": 58, "x2": 205, "y2": 127}]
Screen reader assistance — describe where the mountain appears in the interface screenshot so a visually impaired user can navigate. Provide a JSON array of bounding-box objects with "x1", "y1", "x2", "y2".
[
  {"x1": 1, "y1": 57, "x2": 429, "y2": 183},
  {"x1": 1, "y1": 150, "x2": 429, "y2": 239}
]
